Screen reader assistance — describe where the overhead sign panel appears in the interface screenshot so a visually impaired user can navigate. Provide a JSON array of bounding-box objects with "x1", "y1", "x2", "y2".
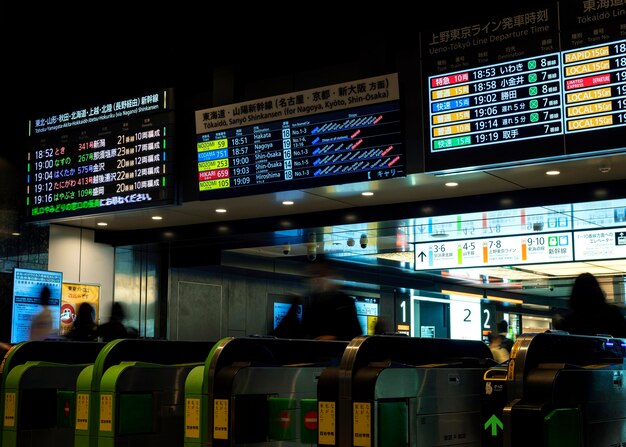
[
  {"x1": 194, "y1": 74, "x2": 404, "y2": 198},
  {"x1": 25, "y1": 89, "x2": 175, "y2": 221}
]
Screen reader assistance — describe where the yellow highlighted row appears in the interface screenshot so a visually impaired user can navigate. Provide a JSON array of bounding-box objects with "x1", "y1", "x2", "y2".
[
  {"x1": 197, "y1": 138, "x2": 228, "y2": 152},
  {"x1": 563, "y1": 45, "x2": 609, "y2": 64},
  {"x1": 566, "y1": 87, "x2": 611, "y2": 104},
  {"x1": 431, "y1": 85, "x2": 470, "y2": 100},
  {"x1": 198, "y1": 159, "x2": 229, "y2": 172},
  {"x1": 565, "y1": 59, "x2": 610, "y2": 77},
  {"x1": 199, "y1": 178, "x2": 231, "y2": 191},
  {"x1": 567, "y1": 101, "x2": 612, "y2": 117},
  {"x1": 433, "y1": 110, "x2": 471, "y2": 124},
  {"x1": 433, "y1": 122, "x2": 471, "y2": 137},
  {"x1": 567, "y1": 114, "x2": 613, "y2": 131}
]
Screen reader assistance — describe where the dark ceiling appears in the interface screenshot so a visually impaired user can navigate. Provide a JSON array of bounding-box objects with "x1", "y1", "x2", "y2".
[{"x1": 4, "y1": 0, "x2": 624, "y2": 312}]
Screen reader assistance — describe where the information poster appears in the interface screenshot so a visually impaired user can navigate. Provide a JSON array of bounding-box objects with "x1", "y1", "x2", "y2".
[
  {"x1": 60, "y1": 283, "x2": 100, "y2": 336},
  {"x1": 11, "y1": 268, "x2": 63, "y2": 343}
]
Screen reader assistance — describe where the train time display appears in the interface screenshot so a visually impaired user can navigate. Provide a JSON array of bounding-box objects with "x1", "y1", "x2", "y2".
[
  {"x1": 195, "y1": 74, "x2": 404, "y2": 199},
  {"x1": 26, "y1": 90, "x2": 175, "y2": 220},
  {"x1": 423, "y1": 0, "x2": 626, "y2": 173}
]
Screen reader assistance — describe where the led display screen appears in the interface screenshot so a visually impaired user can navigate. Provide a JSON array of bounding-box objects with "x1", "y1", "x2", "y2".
[
  {"x1": 423, "y1": 1, "x2": 626, "y2": 173},
  {"x1": 25, "y1": 89, "x2": 175, "y2": 220},
  {"x1": 195, "y1": 74, "x2": 404, "y2": 198}
]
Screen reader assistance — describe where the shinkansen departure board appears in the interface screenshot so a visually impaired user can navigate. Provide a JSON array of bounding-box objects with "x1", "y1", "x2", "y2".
[
  {"x1": 195, "y1": 74, "x2": 403, "y2": 199},
  {"x1": 423, "y1": 0, "x2": 626, "y2": 173},
  {"x1": 26, "y1": 90, "x2": 175, "y2": 220}
]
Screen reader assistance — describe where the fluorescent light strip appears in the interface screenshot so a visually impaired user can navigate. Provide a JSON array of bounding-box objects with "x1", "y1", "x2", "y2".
[{"x1": 441, "y1": 289, "x2": 523, "y2": 305}]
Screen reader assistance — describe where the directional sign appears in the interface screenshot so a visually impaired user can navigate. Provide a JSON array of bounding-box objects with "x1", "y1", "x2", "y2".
[
  {"x1": 484, "y1": 414, "x2": 503, "y2": 436},
  {"x1": 413, "y1": 232, "x2": 572, "y2": 270},
  {"x1": 573, "y1": 227, "x2": 626, "y2": 261}
]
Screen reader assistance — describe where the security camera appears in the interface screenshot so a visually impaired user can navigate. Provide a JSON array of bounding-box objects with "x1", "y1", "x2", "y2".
[
  {"x1": 282, "y1": 243, "x2": 291, "y2": 255},
  {"x1": 359, "y1": 233, "x2": 368, "y2": 249}
]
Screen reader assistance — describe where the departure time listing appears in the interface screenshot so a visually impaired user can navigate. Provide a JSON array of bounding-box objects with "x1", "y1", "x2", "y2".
[
  {"x1": 27, "y1": 114, "x2": 172, "y2": 217},
  {"x1": 429, "y1": 53, "x2": 564, "y2": 152},
  {"x1": 563, "y1": 39, "x2": 626, "y2": 133},
  {"x1": 196, "y1": 102, "x2": 403, "y2": 193}
]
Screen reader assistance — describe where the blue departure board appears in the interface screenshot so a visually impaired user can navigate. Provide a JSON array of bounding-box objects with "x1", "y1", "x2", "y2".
[{"x1": 195, "y1": 74, "x2": 404, "y2": 198}]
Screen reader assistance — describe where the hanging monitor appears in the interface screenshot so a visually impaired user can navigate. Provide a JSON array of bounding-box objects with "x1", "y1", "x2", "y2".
[
  {"x1": 195, "y1": 74, "x2": 404, "y2": 198},
  {"x1": 25, "y1": 89, "x2": 175, "y2": 221}
]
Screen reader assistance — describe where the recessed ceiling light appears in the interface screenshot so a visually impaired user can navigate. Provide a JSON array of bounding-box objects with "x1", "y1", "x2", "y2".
[
  {"x1": 215, "y1": 208, "x2": 227, "y2": 213},
  {"x1": 445, "y1": 182, "x2": 458, "y2": 187},
  {"x1": 546, "y1": 170, "x2": 560, "y2": 176},
  {"x1": 96, "y1": 222, "x2": 108, "y2": 227},
  {"x1": 282, "y1": 200, "x2": 294, "y2": 206},
  {"x1": 152, "y1": 216, "x2": 163, "y2": 220},
  {"x1": 11, "y1": 232, "x2": 20, "y2": 236},
  {"x1": 361, "y1": 191, "x2": 374, "y2": 196}
]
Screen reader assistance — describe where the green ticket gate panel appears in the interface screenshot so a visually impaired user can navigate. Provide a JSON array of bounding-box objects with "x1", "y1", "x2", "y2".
[
  {"x1": 97, "y1": 361, "x2": 202, "y2": 447},
  {"x1": 501, "y1": 332, "x2": 626, "y2": 447},
  {"x1": 184, "y1": 336, "x2": 348, "y2": 447},
  {"x1": 72, "y1": 339, "x2": 216, "y2": 447},
  {"x1": 0, "y1": 341, "x2": 105, "y2": 447},
  {"x1": 2, "y1": 362, "x2": 90, "y2": 447},
  {"x1": 337, "y1": 335, "x2": 495, "y2": 447}
]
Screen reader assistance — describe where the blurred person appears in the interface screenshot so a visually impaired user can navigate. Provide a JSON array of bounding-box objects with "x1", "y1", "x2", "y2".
[
  {"x1": 65, "y1": 302, "x2": 98, "y2": 341},
  {"x1": 487, "y1": 331, "x2": 510, "y2": 363},
  {"x1": 97, "y1": 302, "x2": 135, "y2": 342},
  {"x1": 496, "y1": 319, "x2": 514, "y2": 353},
  {"x1": 559, "y1": 272, "x2": 626, "y2": 338},
  {"x1": 29, "y1": 286, "x2": 56, "y2": 341},
  {"x1": 301, "y1": 261, "x2": 363, "y2": 341}
]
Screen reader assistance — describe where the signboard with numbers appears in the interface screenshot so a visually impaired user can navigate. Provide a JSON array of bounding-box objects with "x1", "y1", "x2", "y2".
[
  {"x1": 412, "y1": 198, "x2": 626, "y2": 270},
  {"x1": 422, "y1": 1, "x2": 626, "y2": 173},
  {"x1": 25, "y1": 89, "x2": 175, "y2": 221},
  {"x1": 194, "y1": 74, "x2": 404, "y2": 199},
  {"x1": 413, "y1": 232, "x2": 573, "y2": 270}
]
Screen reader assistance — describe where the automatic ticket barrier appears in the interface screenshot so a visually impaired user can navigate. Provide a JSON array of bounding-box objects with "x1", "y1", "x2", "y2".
[
  {"x1": 73, "y1": 339, "x2": 215, "y2": 447},
  {"x1": 496, "y1": 332, "x2": 626, "y2": 447},
  {"x1": 318, "y1": 335, "x2": 495, "y2": 447},
  {"x1": 184, "y1": 336, "x2": 349, "y2": 446},
  {"x1": 0, "y1": 340, "x2": 106, "y2": 447}
]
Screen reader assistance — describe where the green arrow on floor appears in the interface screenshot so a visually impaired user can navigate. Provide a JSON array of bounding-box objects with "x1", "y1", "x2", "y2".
[{"x1": 484, "y1": 414, "x2": 503, "y2": 436}]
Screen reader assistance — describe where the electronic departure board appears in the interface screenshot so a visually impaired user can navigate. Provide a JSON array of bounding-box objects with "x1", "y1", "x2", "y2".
[
  {"x1": 423, "y1": 0, "x2": 626, "y2": 173},
  {"x1": 25, "y1": 89, "x2": 175, "y2": 221},
  {"x1": 195, "y1": 74, "x2": 403, "y2": 199}
]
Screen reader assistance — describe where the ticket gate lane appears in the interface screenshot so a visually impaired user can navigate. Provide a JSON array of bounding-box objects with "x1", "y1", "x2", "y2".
[
  {"x1": 0, "y1": 341, "x2": 106, "y2": 447},
  {"x1": 195, "y1": 336, "x2": 348, "y2": 447},
  {"x1": 333, "y1": 335, "x2": 495, "y2": 447},
  {"x1": 496, "y1": 332, "x2": 626, "y2": 447},
  {"x1": 97, "y1": 360, "x2": 205, "y2": 447},
  {"x1": 73, "y1": 339, "x2": 216, "y2": 447}
]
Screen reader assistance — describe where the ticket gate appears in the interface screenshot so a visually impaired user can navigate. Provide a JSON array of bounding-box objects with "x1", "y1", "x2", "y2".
[
  {"x1": 184, "y1": 336, "x2": 349, "y2": 447},
  {"x1": 500, "y1": 332, "x2": 626, "y2": 447},
  {"x1": 317, "y1": 335, "x2": 495, "y2": 447},
  {"x1": 73, "y1": 339, "x2": 215, "y2": 447},
  {"x1": 0, "y1": 340, "x2": 106, "y2": 447}
]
